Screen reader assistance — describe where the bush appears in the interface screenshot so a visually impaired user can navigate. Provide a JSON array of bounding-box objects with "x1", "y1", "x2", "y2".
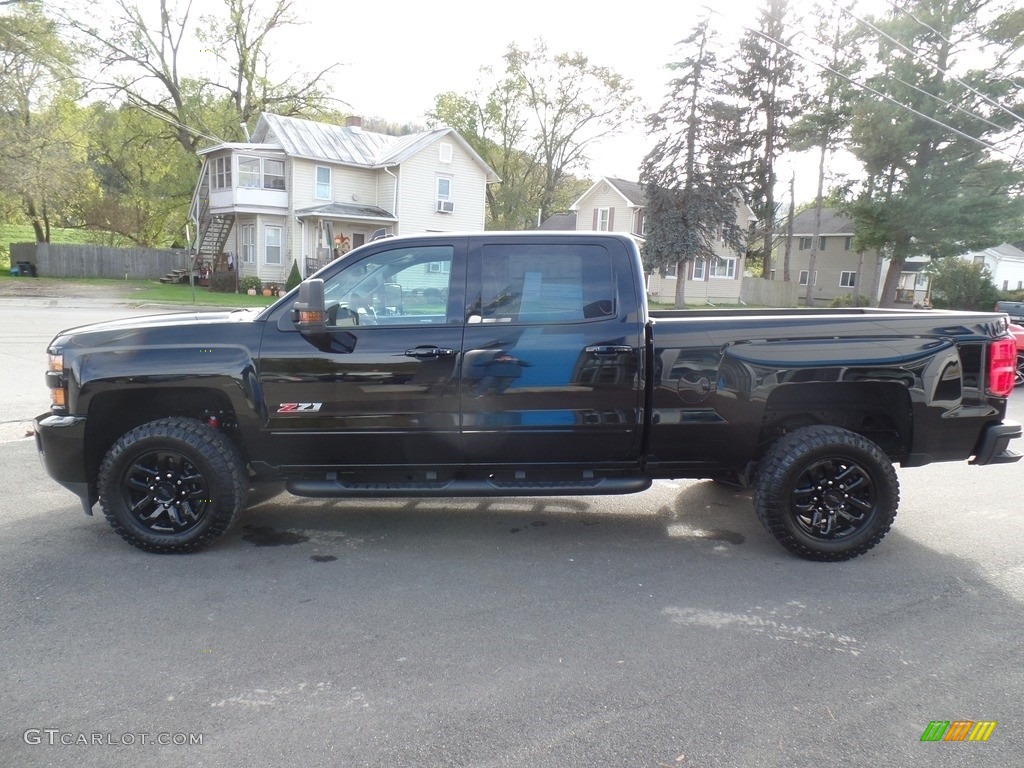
[
  {"x1": 830, "y1": 293, "x2": 872, "y2": 308},
  {"x1": 240, "y1": 276, "x2": 262, "y2": 293},
  {"x1": 208, "y1": 271, "x2": 237, "y2": 293},
  {"x1": 285, "y1": 261, "x2": 302, "y2": 292},
  {"x1": 927, "y1": 258, "x2": 1000, "y2": 311}
]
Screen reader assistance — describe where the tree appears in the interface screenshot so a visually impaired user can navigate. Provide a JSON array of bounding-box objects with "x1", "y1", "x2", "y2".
[
  {"x1": 787, "y1": 4, "x2": 861, "y2": 305},
  {"x1": 927, "y1": 257, "x2": 1000, "y2": 311},
  {"x1": 0, "y1": 3, "x2": 94, "y2": 241},
  {"x1": 430, "y1": 39, "x2": 641, "y2": 229},
  {"x1": 640, "y1": 18, "x2": 746, "y2": 307},
  {"x1": 846, "y1": 0, "x2": 1024, "y2": 306},
  {"x1": 82, "y1": 102, "x2": 196, "y2": 246},
  {"x1": 732, "y1": 0, "x2": 799, "y2": 278},
  {"x1": 59, "y1": 0, "x2": 339, "y2": 157}
]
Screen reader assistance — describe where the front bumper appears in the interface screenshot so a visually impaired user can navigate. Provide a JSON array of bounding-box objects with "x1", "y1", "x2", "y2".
[
  {"x1": 34, "y1": 413, "x2": 95, "y2": 514},
  {"x1": 970, "y1": 420, "x2": 1022, "y2": 465}
]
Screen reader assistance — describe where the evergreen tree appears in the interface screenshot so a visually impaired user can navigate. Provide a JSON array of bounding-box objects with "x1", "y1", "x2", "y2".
[
  {"x1": 641, "y1": 19, "x2": 746, "y2": 308},
  {"x1": 846, "y1": 0, "x2": 1024, "y2": 306},
  {"x1": 732, "y1": 0, "x2": 799, "y2": 278}
]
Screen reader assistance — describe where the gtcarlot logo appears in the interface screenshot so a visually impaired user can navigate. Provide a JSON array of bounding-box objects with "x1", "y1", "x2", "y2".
[
  {"x1": 23, "y1": 729, "x2": 204, "y2": 746},
  {"x1": 920, "y1": 721, "x2": 997, "y2": 742}
]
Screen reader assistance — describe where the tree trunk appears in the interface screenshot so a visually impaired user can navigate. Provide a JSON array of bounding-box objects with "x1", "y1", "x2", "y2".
[{"x1": 674, "y1": 259, "x2": 687, "y2": 308}]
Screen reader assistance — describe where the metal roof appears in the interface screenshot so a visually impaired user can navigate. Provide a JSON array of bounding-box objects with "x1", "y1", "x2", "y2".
[
  {"x1": 249, "y1": 114, "x2": 500, "y2": 181},
  {"x1": 295, "y1": 202, "x2": 397, "y2": 222}
]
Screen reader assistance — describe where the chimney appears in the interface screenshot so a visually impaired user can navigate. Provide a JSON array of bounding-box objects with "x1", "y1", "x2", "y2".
[{"x1": 345, "y1": 116, "x2": 362, "y2": 129}]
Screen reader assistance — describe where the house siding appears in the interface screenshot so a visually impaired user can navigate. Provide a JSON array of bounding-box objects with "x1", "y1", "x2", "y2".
[
  {"x1": 575, "y1": 183, "x2": 636, "y2": 234},
  {"x1": 395, "y1": 141, "x2": 487, "y2": 234},
  {"x1": 780, "y1": 235, "x2": 882, "y2": 304}
]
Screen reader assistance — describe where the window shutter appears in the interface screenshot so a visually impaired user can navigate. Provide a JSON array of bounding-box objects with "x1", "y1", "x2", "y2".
[
  {"x1": 592, "y1": 209, "x2": 598, "y2": 230},
  {"x1": 608, "y1": 208, "x2": 615, "y2": 230}
]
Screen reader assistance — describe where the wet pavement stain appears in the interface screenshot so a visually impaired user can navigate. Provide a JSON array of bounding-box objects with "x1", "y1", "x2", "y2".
[
  {"x1": 702, "y1": 530, "x2": 745, "y2": 545},
  {"x1": 241, "y1": 525, "x2": 310, "y2": 547},
  {"x1": 310, "y1": 555, "x2": 338, "y2": 563}
]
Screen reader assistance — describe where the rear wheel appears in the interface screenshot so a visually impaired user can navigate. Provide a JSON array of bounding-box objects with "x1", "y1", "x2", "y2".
[
  {"x1": 98, "y1": 417, "x2": 248, "y2": 553},
  {"x1": 754, "y1": 426, "x2": 899, "y2": 561},
  {"x1": 1015, "y1": 352, "x2": 1024, "y2": 388}
]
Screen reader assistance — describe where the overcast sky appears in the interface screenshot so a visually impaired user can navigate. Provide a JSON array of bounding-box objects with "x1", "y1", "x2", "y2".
[{"x1": 258, "y1": 0, "x2": 894, "y2": 203}]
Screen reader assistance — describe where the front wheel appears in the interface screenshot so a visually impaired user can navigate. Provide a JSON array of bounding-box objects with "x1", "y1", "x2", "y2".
[
  {"x1": 98, "y1": 417, "x2": 248, "y2": 553},
  {"x1": 754, "y1": 426, "x2": 899, "y2": 561}
]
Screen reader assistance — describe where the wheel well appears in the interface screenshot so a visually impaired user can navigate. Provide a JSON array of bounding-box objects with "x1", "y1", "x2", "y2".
[
  {"x1": 758, "y1": 382, "x2": 912, "y2": 461},
  {"x1": 84, "y1": 388, "x2": 242, "y2": 487}
]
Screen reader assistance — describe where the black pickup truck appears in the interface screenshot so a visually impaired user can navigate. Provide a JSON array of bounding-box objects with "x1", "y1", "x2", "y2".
[{"x1": 35, "y1": 232, "x2": 1021, "y2": 561}]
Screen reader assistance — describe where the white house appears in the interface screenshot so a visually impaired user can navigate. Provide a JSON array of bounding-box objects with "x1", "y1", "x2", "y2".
[
  {"x1": 559, "y1": 177, "x2": 752, "y2": 305},
  {"x1": 959, "y1": 243, "x2": 1024, "y2": 293},
  {"x1": 188, "y1": 113, "x2": 500, "y2": 286}
]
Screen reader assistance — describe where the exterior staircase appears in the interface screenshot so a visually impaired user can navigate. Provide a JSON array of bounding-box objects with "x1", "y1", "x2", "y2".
[{"x1": 186, "y1": 170, "x2": 235, "y2": 279}]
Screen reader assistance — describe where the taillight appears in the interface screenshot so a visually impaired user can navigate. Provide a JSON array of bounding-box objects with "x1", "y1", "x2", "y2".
[{"x1": 986, "y1": 338, "x2": 1016, "y2": 397}]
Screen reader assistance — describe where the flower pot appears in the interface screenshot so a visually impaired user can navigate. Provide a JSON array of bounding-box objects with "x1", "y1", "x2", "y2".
[
  {"x1": 262, "y1": 288, "x2": 272, "y2": 297},
  {"x1": 247, "y1": 288, "x2": 257, "y2": 296}
]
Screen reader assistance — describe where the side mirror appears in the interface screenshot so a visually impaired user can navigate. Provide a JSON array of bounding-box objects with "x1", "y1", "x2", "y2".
[{"x1": 292, "y1": 279, "x2": 327, "y2": 337}]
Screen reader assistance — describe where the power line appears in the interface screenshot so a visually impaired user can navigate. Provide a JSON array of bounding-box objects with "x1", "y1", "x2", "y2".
[{"x1": 838, "y1": 2, "x2": 1024, "y2": 127}]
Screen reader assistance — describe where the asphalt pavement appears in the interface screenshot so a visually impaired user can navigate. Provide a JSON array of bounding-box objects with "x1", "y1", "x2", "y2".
[{"x1": 1, "y1": 297, "x2": 1022, "y2": 768}]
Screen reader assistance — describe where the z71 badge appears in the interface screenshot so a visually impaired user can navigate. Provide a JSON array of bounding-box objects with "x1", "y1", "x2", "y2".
[{"x1": 276, "y1": 403, "x2": 323, "y2": 413}]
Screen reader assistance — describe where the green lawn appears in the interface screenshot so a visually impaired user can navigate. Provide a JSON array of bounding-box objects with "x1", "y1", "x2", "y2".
[{"x1": 0, "y1": 276, "x2": 279, "y2": 308}]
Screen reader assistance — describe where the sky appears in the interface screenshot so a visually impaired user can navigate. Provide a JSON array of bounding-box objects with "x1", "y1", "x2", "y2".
[{"x1": 260, "y1": 0, "x2": 891, "y2": 205}]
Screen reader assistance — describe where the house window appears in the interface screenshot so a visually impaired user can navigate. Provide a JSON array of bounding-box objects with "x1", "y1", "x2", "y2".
[
  {"x1": 819, "y1": 236, "x2": 827, "y2": 250},
  {"x1": 799, "y1": 237, "x2": 812, "y2": 250},
  {"x1": 710, "y1": 257, "x2": 737, "y2": 279},
  {"x1": 844, "y1": 236, "x2": 853, "y2": 251},
  {"x1": 264, "y1": 159, "x2": 285, "y2": 190},
  {"x1": 240, "y1": 224, "x2": 255, "y2": 264},
  {"x1": 439, "y1": 142, "x2": 453, "y2": 163},
  {"x1": 597, "y1": 208, "x2": 610, "y2": 231},
  {"x1": 662, "y1": 262, "x2": 677, "y2": 278},
  {"x1": 315, "y1": 166, "x2": 331, "y2": 200},
  {"x1": 264, "y1": 225, "x2": 282, "y2": 265},
  {"x1": 436, "y1": 176, "x2": 454, "y2": 213},
  {"x1": 211, "y1": 156, "x2": 231, "y2": 190},
  {"x1": 238, "y1": 155, "x2": 286, "y2": 190},
  {"x1": 840, "y1": 271, "x2": 856, "y2": 287},
  {"x1": 427, "y1": 261, "x2": 451, "y2": 273},
  {"x1": 692, "y1": 259, "x2": 706, "y2": 280},
  {"x1": 799, "y1": 270, "x2": 817, "y2": 286}
]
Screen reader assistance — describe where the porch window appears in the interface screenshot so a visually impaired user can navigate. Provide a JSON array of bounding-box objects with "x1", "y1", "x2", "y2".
[
  {"x1": 238, "y1": 155, "x2": 286, "y2": 191},
  {"x1": 315, "y1": 166, "x2": 331, "y2": 200},
  {"x1": 212, "y1": 156, "x2": 231, "y2": 190},
  {"x1": 264, "y1": 225, "x2": 282, "y2": 265}
]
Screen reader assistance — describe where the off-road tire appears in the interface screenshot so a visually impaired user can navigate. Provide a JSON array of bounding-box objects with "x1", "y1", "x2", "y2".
[
  {"x1": 98, "y1": 417, "x2": 248, "y2": 553},
  {"x1": 754, "y1": 426, "x2": 899, "y2": 562}
]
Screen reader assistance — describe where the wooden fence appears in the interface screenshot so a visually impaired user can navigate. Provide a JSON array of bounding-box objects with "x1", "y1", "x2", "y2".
[{"x1": 10, "y1": 242, "x2": 189, "y2": 280}]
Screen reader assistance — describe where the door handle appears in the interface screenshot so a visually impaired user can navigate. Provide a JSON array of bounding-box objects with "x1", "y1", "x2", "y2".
[
  {"x1": 404, "y1": 346, "x2": 456, "y2": 358},
  {"x1": 585, "y1": 345, "x2": 633, "y2": 355}
]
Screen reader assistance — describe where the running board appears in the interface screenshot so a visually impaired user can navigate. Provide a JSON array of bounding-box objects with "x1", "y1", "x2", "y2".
[{"x1": 286, "y1": 476, "x2": 652, "y2": 498}]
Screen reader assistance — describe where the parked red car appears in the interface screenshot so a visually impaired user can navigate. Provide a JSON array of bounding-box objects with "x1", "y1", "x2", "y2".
[{"x1": 1010, "y1": 323, "x2": 1024, "y2": 388}]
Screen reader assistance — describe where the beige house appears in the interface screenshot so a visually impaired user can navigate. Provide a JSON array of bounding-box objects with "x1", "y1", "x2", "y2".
[
  {"x1": 557, "y1": 177, "x2": 752, "y2": 305},
  {"x1": 772, "y1": 208, "x2": 885, "y2": 305},
  {"x1": 189, "y1": 113, "x2": 500, "y2": 286}
]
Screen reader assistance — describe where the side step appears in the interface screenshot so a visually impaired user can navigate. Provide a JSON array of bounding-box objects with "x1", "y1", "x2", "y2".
[{"x1": 286, "y1": 476, "x2": 652, "y2": 498}]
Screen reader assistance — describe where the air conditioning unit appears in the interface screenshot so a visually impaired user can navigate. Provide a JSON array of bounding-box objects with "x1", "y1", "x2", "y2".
[{"x1": 436, "y1": 199, "x2": 454, "y2": 214}]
